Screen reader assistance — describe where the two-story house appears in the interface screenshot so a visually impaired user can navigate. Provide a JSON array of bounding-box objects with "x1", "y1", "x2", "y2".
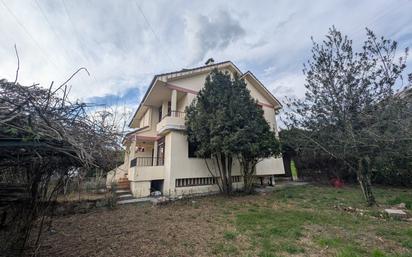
[{"x1": 111, "y1": 60, "x2": 285, "y2": 198}]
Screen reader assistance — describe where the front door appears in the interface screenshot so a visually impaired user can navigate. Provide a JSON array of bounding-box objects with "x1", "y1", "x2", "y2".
[{"x1": 157, "y1": 137, "x2": 165, "y2": 165}]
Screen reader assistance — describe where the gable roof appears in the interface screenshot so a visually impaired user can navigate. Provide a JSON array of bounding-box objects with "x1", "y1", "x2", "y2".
[
  {"x1": 240, "y1": 71, "x2": 282, "y2": 109},
  {"x1": 128, "y1": 61, "x2": 282, "y2": 127},
  {"x1": 128, "y1": 61, "x2": 241, "y2": 127}
]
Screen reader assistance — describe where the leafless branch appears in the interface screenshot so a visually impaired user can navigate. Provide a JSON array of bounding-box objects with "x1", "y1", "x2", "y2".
[
  {"x1": 14, "y1": 44, "x2": 20, "y2": 84},
  {"x1": 52, "y1": 67, "x2": 90, "y2": 95}
]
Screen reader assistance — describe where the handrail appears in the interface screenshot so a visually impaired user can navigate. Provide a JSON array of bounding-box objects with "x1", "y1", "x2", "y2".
[
  {"x1": 130, "y1": 157, "x2": 164, "y2": 167},
  {"x1": 161, "y1": 110, "x2": 185, "y2": 121}
]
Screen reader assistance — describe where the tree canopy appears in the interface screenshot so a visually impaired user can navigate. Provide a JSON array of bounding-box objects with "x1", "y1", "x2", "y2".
[
  {"x1": 186, "y1": 69, "x2": 280, "y2": 194},
  {"x1": 283, "y1": 27, "x2": 412, "y2": 205}
]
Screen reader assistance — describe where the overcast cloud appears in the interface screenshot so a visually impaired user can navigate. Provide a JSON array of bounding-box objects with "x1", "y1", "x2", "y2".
[
  {"x1": 1, "y1": 0, "x2": 412, "y2": 112},
  {"x1": 184, "y1": 10, "x2": 245, "y2": 64}
]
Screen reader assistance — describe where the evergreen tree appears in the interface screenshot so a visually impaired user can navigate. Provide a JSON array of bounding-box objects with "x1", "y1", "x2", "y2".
[
  {"x1": 186, "y1": 69, "x2": 281, "y2": 194},
  {"x1": 231, "y1": 77, "x2": 281, "y2": 193}
]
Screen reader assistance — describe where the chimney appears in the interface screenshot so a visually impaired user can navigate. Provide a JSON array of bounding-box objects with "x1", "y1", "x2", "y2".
[{"x1": 205, "y1": 58, "x2": 215, "y2": 65}]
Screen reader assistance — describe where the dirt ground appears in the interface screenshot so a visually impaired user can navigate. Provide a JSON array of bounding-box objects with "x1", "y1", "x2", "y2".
[
  {"x1": 34, "y1": 185, "x2": 412, "y2": 257},
  {"x1": 36, "y1": 196, "x2": 236, "y2": 257}
]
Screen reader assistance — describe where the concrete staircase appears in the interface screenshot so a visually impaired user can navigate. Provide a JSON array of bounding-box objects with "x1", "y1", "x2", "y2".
[{"x1": 115, "y1": 177, "x2": 151, "y2": 205}]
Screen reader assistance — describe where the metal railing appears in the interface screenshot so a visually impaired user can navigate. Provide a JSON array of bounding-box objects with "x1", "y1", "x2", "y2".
[
  {"x1": 130, "y1": 157, "x2": 164, "y2": 167},
  {"x1": 161, "y1": 110, "x2": 185, "y2": 121}
]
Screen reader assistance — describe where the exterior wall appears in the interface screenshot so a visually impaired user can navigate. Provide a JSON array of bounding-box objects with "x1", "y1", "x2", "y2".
[
  {"x1": 176, "y1": 94, "x2": 188, "y2": 112},
  {"x1": 126, "y1": 140, "x2": 137, "y2": 181},
  {"x1": 106, "y1": 163, "x2": 128, "y2": 188},
  {"x1": 172, "y1": 182, "x2": 244, "y2": 197},
  {"x1": 162, "y1": 132, "x2": 173, "y2": 193},
  {"x1": 135, "y1": 107, "x2": 160, "y2": 136},
  {"x1": 164, "y1": 131, "x2": 244, "y2": 196},
  {"x1": 136, "y1": 146, "x2": 154, "y2": 158},
  {"x1": 139, "y1": 108, "x2": 151, "y2": 128},
  {"x1": 129, "y1": 166, "x2": 165, "y2": 198},
  {"x1": 129, "y1": 166, "x2": 165, "y2": 181},
  {"x1": 244, "y1": 78, "x2": 272, "y2": 106},
  {"x1": 130, "y1": 181, "x2": 151, "y2": 198},
  {"x1": 256, "y1": 157, "x2": 285, "y2": 176}
]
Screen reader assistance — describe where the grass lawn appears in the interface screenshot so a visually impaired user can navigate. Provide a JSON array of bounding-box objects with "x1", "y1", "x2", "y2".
[{"x1": 37, "y1": 184, "x2": 412, "y2": 257}]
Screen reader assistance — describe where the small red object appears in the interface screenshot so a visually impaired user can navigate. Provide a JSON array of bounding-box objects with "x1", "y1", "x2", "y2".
[{"x1": 330, "y1": 178, "x2": 344, "y2": 188}]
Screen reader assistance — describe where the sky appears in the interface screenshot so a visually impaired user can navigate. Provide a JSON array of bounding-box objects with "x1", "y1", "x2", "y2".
[{"x1": 1, "y1": 0, "x2": 412, "y2": 121}]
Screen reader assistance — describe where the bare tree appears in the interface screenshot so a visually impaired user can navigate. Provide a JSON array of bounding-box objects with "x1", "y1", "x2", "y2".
[
  {"x1": 0, "y1": 73, "x2": 122, "y2": 256},
  {"x1": 284, "y1": 27, "x2": 411, "y2": 206}
]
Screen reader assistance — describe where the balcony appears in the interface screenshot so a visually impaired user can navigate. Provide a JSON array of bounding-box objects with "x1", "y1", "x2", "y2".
[
  {"x1": 129, "y1": 157, "x2": 165, "y2": 181},
  {"x1": 130, "y1": 157, "x2": 164, "y2": 167},
  {"x1": 156, "y1": 111, "x2": 186, "y2": 134}
]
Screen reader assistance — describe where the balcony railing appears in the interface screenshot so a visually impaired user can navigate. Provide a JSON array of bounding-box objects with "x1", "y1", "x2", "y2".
[
  {"x1": 161, "y1": 110, "x2": 185, "y2": 121},
  {"x1": 130, "y1": 157, "x2": 164, "y2": 167}
]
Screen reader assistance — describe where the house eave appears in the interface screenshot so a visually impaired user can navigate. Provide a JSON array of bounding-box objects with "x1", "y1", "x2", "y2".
[
  {"x1": 241, "y1": 71, "x2": 283, "y2": 110},
  {"x1": 128, "y1": 61, "x2": 243, "y2": 127}
]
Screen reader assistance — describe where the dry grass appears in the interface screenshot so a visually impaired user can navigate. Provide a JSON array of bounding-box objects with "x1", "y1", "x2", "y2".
[{"x1": 35, "y1": 184, "x2": 412, "y2": 257}]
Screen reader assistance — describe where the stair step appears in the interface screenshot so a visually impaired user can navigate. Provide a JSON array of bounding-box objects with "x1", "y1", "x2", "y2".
[
  {"x1": 118, "y1": 194, "x2": 133, "y2": 198},
  {"x1": 117, "y1": 198, "x2": 151, "y2": 205},
  {"x1": 115, "y1": 189, "x2": 130, "y2": 194},
  {"x1": 116, "y1": 194, "x2": 131, "y2": 199},
  {"x1": 117, "y1": 196, "x2": 134, "y2": 201}
]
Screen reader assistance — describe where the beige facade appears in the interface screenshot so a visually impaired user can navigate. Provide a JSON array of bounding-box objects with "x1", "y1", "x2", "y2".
[{"x1": 116, "y1": 61, "x2": 285, "y2": 198}]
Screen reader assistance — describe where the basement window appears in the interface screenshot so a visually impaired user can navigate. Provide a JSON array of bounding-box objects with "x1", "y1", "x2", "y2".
[{"x1": 175, "y1": 177, "x2": 217, "y2": 187}]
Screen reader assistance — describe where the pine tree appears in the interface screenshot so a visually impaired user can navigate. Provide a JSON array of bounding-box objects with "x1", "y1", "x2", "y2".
[{"x1": 186, "y1": 69, "x2": 281, "y2": 194}]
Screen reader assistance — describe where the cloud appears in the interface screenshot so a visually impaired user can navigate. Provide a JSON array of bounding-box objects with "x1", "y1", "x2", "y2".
[
  {"x1": 184, "y1": 10, "x2": 245, "y2": 64},
  {"x1": 0, "y1": 0, "x2": 411, "y2": 117},
  {"x1": 265, "y1": 73, "x2": 306, "y2": 99},
  {"x1": 87, "y1": 87, "x2": 140, "y2": 107}
]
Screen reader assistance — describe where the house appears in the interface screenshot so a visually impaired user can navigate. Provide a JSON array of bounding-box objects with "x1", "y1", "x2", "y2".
[{"x1": 110, "y1": 60, "x2": 285, "y2": 198}]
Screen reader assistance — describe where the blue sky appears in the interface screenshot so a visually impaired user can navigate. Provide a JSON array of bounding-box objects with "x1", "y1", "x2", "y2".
[{"x1": 1, "y1": 0, "x2": 412, "y2": 115}]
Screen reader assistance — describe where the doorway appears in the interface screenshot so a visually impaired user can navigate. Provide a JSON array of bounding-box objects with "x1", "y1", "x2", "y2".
[{"x1": 150, "y1": 180, "x2": 164, "y2": 193}]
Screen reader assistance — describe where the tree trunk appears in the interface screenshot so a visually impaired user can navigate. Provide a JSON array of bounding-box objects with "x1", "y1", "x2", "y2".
[
  {"x1": 241, "y1": 158, "x2": 257, "y2": 194},
  {"x1": 220, "y1": 153, "x2": 229, "y2": 194},
  {"x1": 356, "y1": 157, "x2": 376, "y2": 206},
  {"x1": 243, "y1": 163, "x2": 254, "y2": 194},
  {"x1": 227, "y1": 155, "x2": 233, "y2": 193}
]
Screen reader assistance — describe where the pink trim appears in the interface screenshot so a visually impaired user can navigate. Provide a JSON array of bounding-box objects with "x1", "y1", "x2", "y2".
[
  {"x1": 166, "y1": 83, "x2": 274, "y2": 108},
  {"x1": 135, "y1": 135, "x2": 160, "y2": 141},
  {"x1": 166, "y1": 83, "x2": 199, "y2": 95}
]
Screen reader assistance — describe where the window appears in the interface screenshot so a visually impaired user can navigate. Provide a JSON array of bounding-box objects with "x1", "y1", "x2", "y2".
[
  {"x1": 175, "y1": 177, "x2": 217, "y2": 187},
  {"x1": 158, "y1": 106, "x2": 162, "y2": 122},
  {"x1": 188, "y1": 140, "x2": 198, "y2": 158},
  {"x1": 175, "y1": 176, "x2": 241, "y2": 187},
  {"x1": 232, "y1": 176, "x2": 242, "y2": 183},
  {"x1": 130, "y1": 158, "x2": 137, "y2": 167}
]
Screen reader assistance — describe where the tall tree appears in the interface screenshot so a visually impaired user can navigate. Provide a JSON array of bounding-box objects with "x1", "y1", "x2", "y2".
[
  {"x1": 186, "y1": 70, "x2": 235, "y2": 194},
  {"x1": 284, "y1": 27, "x2": 411, "y2": 206},
  {"x1": 231, "y1": 77, "x2": 281, "y2": 193},
  {"x1": 186, "y1": 69, "x2": 280, "y2": 194}
]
